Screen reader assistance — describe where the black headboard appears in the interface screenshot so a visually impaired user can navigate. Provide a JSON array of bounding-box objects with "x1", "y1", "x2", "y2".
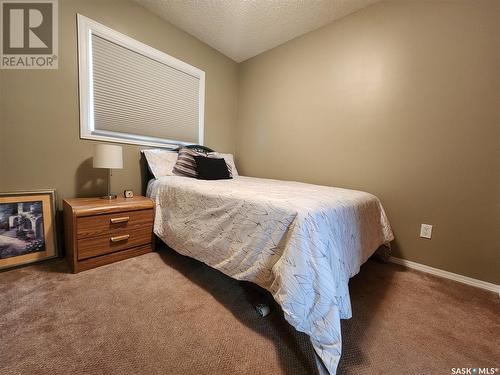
[
  {"x1": 177, "y1": 144, "x2": 214, "y2": 153},
  {"x1": 141, "y1": 144, "x2": 215, "y2": 195}
]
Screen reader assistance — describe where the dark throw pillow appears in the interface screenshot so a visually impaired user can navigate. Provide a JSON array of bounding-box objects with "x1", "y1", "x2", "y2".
[
  {"x1": 194, "y1": 156, "x2": 231, "y2": 180},
  {"x1": 173, "y1": 147, "x2": 206, "y2": 178}
]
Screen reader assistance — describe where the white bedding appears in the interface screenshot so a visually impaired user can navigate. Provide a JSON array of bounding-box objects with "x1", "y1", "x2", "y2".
[{"x1": 148, "y1": 176, "x2": 393, "y2": 374}]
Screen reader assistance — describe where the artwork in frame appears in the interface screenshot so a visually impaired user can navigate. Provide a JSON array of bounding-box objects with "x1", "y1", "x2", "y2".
[{"x1": 0, "y1": 190, "x2": 58, "y2": 270}]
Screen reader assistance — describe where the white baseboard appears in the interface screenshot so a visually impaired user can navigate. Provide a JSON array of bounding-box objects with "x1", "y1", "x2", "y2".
[{"x1": 389, "y1": 256, "x2": 499, "y2": 297}]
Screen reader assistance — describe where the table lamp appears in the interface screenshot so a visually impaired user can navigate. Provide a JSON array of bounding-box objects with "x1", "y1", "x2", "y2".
[{"x1": 93, "y1": 144, "x2": 123, "y2": 199}]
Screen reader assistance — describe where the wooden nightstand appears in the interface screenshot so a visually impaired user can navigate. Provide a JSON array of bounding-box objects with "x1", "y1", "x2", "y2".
[{"x1": 63, "y1": 196, "x2": 154, "y2": 273}]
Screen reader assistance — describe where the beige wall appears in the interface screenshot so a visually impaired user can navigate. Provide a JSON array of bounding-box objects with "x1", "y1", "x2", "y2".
[
  {"x1": 0, "y1": 0, "x2": 238, "y2": 203},
  {"x1": 236, "y1": 0, "x2": 499, "y2": 283}
]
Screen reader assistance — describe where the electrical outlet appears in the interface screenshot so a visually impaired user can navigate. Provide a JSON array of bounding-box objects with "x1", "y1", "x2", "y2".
[{"x1": 420, "y1": 224, "x2": 433, "y2": 239}]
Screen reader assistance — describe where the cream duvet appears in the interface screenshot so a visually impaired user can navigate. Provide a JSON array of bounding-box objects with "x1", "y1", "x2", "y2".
[{"x1": 147, "y1": 175, "x2": 393, "y2": 374}]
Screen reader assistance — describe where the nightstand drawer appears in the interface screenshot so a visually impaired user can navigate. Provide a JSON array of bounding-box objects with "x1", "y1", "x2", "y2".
[
  {"x1": 77, "y1": 209, "x2": 153, "y2": 239},
  {"x1": 77, "y1": 226, "x2": 152, "y2": 260}
]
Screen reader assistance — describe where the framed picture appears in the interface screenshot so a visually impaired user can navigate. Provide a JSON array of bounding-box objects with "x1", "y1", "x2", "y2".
[{"x1": 0, "y1": 190, "x2": 58, "y2": 270}]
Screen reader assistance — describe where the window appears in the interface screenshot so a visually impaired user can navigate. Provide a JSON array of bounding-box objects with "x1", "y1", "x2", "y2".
[{"x1": 77, "y1": 14, "x2": 205, "y2": 148}]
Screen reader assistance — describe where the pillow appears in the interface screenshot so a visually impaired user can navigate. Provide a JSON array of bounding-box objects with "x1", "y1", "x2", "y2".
[
  {"x1": 173, "y1": 147, "x2": 206, "y2": 178},
  {"x1": 208, "y1": 152, "x2": 239, "y2": 177},
  {"x1": 173, "y1": 148, "x2": 238, "y2": 178},
  {"x1": 142, "y1": 149, "x2": 178, "y2": 179},
  {"x1": 194, "y1": 156, "x2": 231, "y2": 180}
]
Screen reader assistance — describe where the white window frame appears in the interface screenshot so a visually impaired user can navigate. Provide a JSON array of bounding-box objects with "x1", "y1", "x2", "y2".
[{"x1": 77, "y1": 14, "x2": 205, "y2": 148}]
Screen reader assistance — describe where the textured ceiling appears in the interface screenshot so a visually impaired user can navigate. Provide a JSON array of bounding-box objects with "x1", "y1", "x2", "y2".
[{"x1": 134, "y1": 0, "x2": 381, "y2": 62}]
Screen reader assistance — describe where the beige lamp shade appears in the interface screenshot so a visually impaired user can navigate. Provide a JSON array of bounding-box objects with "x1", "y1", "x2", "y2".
[{"x1": 93, "y1": 144, "x2": 123, "y2": 169}]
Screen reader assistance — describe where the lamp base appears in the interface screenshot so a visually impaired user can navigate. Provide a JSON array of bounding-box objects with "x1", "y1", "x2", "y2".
[{"x1": 100, "y1": 195, "x2": 117, "y2": 200}]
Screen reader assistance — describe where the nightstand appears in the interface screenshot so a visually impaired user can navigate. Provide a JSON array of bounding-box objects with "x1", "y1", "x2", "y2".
[{"x1": 63, "y1": 196, "x2": 154, "y2": 273}]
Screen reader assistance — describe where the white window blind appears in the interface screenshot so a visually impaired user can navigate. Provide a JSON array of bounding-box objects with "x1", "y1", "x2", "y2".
[{"x1": 78, "y1": 15, "x2": 205, "y2": 148}]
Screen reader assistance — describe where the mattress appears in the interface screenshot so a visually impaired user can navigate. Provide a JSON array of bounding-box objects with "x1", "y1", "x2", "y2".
[{"x1": 148, "y1": 175, "x2": 393, "y2": 374}]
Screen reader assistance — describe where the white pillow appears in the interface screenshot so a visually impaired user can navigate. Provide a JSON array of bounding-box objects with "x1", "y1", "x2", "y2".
[
  {"x1": 142, "y1": 149, "x2": 178, "y2": 179},
  {"x1": 209, "y1": 152, "x2": 239, "y2": 177}
]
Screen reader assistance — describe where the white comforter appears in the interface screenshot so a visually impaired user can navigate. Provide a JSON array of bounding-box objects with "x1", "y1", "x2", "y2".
[{"x1": 148, "y1": 176, "x2": 393, "y2": 374}]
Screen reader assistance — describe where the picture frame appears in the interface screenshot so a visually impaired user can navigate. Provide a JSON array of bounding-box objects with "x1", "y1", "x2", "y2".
[{"x1": 0, "y1": 190, "x2": 58, "y2": 270}]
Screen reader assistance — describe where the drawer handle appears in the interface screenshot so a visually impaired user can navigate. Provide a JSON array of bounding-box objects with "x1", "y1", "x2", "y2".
[
  {"x1": 110, "y1": 234, "x2": 130, "y2": 243},
  {"x1": 110, "y1": 216, "x2": 130, "y2": 224}
]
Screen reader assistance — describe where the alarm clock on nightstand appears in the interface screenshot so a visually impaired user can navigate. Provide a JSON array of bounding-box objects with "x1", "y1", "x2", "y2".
[{"x1": 123, "y1": 190, "x2": 134, "y2": 198}]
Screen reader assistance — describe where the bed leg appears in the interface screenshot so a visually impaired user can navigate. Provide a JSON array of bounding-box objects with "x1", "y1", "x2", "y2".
[
  {"x1": 373, "y1": 244, "x2": 391, "y2": 263},
  {"x1": 255, "y1": 303, "x2": 271, "y2": 317},
  {"x1": 240, "y1": 281, "x2": 272, "y2": 317}
]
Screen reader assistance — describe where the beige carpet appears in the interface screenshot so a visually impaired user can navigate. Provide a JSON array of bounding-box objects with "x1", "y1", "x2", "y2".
[{"x1": 0, "y1": 248, "x2": 498, "y2": 375}]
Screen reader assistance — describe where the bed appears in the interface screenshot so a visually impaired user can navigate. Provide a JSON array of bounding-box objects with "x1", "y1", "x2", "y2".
[{"x1": 145, "y1": 147, "x2": 393, "y2": 374}]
